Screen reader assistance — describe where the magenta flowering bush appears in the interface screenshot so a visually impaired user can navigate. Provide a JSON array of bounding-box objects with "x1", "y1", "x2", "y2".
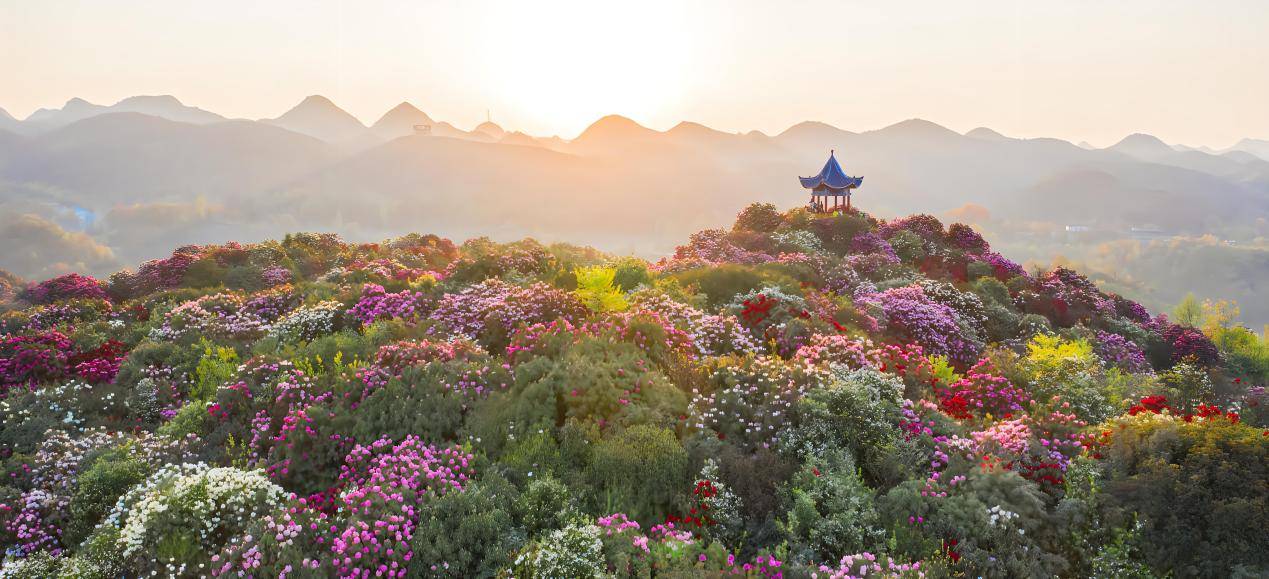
[
  {"x1": 0, "y1": 330, "x2": 72, "y2": 396},
  {"x1": 849, "y1": 232, "x2": 899, "y2": 261},
  {"x1": 20, "y1": 273, "x2": 109, "y2": 305},
  {"x1": 946, "y1": 223, "x2": 989, "y2": 255},
  {"x1": 974, "y1": 251, "x2": 1026, "y2": 280},
  {"x1": 348, "y1": 283, "x2": 433, "y2": 326},
  {"x1": 330, "y1": 436, "x2": 473, "y2": 578}
]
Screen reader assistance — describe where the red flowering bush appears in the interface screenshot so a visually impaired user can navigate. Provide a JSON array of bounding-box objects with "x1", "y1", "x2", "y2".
[{"x1": 937, "y1": 359, "x2": 1028, "y2": 421}]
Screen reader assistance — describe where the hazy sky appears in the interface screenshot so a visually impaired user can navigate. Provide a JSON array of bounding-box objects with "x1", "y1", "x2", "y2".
[{"x1": 2, "y1": 0, "x2": 1267, "y2": 146}]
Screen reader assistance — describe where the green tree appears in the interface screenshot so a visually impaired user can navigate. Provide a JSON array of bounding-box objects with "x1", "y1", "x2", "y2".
[
  {"x1": 573, "y1": 266, "x2": 628, "y2": 313},
  {"x1": 590, "y1": 425, "x2": 689, "y2": 522},
  {"x1": 1172, "y1": 293, "x2": 1203, "y2": 327}
]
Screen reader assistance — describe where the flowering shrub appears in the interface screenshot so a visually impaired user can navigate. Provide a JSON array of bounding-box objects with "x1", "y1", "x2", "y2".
[
  {"x1": 514, "y1": 522, "x2": 605, "y2": 577},
  {"x1": 936, "y1": 359, "x2": 1028, "y2": 421},
  {"x1": 150, "y1": 293, "x2": 269, "y2": 341},
  {"x1": 1093, "y1": 330, "x2": 1151, "y2": 373},
  {"x1": 101, "y1": 464, "x2": 287, "y2": 576},
  {"x1": 691, "y1": 356, "x2": 829, "y2": 450},
  {"x1": 630, "y1": 289, "x2": 757, "y2": 356},
  {"x1": 0, "y1": 330, "x2": 72, "y2": 395},
  {"x1": 348, "y1": 283, "x2": 432, "y2": 326},
  {"x1": 328, "y1": 437, "x2": 474, "y2": 578},
  {"x1": 859, "y1": 285, "x2": 981, "y2": 366},
  {"x1": 21, "y1": 273, "x2": 109, "y2": 305},
  {"x1": 813, "y1": 552, "x2": 924, "y2": 578},
  {"x1": 266, "y1": 300, "x2": 343, "y2": 343}
]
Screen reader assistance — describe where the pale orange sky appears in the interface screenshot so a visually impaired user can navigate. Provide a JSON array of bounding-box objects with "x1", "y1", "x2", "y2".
[{"x1": 2, "y1": 0, "x2": 1267, "y2": 147}]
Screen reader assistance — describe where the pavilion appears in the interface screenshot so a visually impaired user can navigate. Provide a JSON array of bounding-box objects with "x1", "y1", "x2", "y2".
[{"x1": 799, "y1": 150, "x2": 863, "y2": 213}]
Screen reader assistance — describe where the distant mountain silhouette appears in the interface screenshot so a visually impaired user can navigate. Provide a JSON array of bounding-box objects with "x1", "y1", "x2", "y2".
[
  {"x1": 868, "y1": 118, "x2": 961, "y2": 140},
  {"x1": 775, "y1": 121, "x2": 856, "y2": 147},
  {"x1": 371, "y1": 102, "x2": 433, "y2": 140},
  {"x1": 7, "y1": 112, "x2": 334, "y2": 203},
  {"x1": 498, "y1": 131, "x2": 539, "y2": 147},
  {"x1": 3, "y1": 98, "x2": 1268, "y2": 292},
  {"x1": 111, "y1": 95, "x2": 225, "y2": 124},
  {"x1": 18, "y1": 96, "x2": 224, "y2": 132},
  {"x1": 263, "y1": 95, "x2": 370, "y2": 145},
  {"x1": 1109, "y1": 133, "x2": 1269, "y2": 179},
  {"x1": 0, "y1": 107, "x2": 18, "y2": 132},
  {"x1": 1229, "y1": 137, "x2": 1269, "y2": 162},
  {"x1": 966, "y1": 127, "x2": 1010, "y2": 141},
  {"x1": 1108, "y1": 133, "x2": 1174, "y2": 157},
  {"x1": 473, "y1": 121, "x2": 505, "y2": 140}
]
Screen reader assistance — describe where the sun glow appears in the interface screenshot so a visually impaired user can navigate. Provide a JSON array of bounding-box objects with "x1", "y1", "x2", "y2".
[{"x1": 476, "y1": 0, "x2": 694, "y2": 137}]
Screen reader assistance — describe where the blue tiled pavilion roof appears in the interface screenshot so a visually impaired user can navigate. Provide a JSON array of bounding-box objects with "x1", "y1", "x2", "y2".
[{"x1": 799, "y1": 150, "x2": 863, "y2": 192}]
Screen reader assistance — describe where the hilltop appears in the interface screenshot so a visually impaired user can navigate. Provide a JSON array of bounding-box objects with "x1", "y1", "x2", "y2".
[
  {"x1": 3, "y1": 95, "x2": 1268, "y2": 329},
  {"x1": 1, "y1": 203, "x2": 1265, "y2": 577}
]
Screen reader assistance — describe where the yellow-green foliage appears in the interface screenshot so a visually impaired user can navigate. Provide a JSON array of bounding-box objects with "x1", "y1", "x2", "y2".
[
  {"x1": 928, "y1": 355, "x2": 962, "y2": 386},
  {"x1": 1023, "y1": 334, "x2": 1113, "y2": 421},
  {"x1": 1025, "y1": 333, "x2": 1095, "y2": 368},
  {"x1": 573, "y1": 266, "x2": 628, "y2": 313},
  {"x1": 192, "y1": 343, "x2": 238, "y2": 400}
]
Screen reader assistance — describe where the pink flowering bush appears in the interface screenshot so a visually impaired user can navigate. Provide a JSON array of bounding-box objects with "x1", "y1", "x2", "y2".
[{"x1": 330, "y1": 437, "x2": 474, "y2": 578}]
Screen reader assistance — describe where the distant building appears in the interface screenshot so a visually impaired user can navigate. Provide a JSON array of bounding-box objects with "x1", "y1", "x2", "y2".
[
  {"x1": 412, "y1": 124, "x2": 431, "y2": 135},
  {"x1": 1065, "y1": 225, "x2": 1090, "y2": 233},
  {"x1": 799, "y1": 150, "x2": 863, "y2": 213},
  {"x1": 1129, "y1": 226, "x2": 1170, "y2": 241}
]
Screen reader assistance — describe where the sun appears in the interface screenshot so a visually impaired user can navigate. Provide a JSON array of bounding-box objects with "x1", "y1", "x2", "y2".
[{"x1": 476, "y1": 0, "x2": 692, "y2": 137}]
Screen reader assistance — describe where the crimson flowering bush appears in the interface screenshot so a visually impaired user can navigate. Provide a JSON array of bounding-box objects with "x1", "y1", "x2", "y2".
[
  {"x1": 0, "y1": 330, "x2": 72, "y2": 396},
  {"x1": 936, "y1": 359, "x2": 1029, "y2": 420},
  {"x1": 1161, "y1": 323, "x2": 1221, "y2": 367}
]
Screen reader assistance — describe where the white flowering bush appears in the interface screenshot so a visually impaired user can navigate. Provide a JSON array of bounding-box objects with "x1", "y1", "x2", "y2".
[
  {"x1": 513, "y1": 522, "x2": 605, "y2": 578},
  {"x1": 772, "y1": 229, "x2": 825, "y2": 254},
  {"x1": 100, "y1": 463, "x2": 286, "y2": 577},
  {"x1": 265, "y1": 300, "x2": 342, "y2": 344}
]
